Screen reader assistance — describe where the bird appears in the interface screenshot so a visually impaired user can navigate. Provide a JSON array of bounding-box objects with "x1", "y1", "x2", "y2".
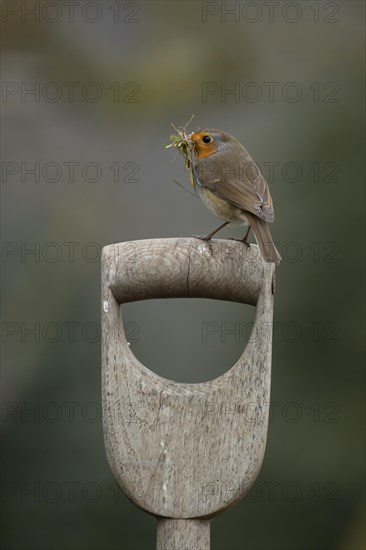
[{"x1": 188, "y1": 128, "x2": 281, "y2": 265}]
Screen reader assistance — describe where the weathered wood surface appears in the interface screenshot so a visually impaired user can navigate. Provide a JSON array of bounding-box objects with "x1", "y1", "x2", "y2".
[
  {"x1": 156, "y1": 518, "x2": 210, "y2": 550},
  {"x1": 104, "y1": 238, "x2": 265, "y2": 306},
  {"x1": 101, "y1": 238, "x2": 275, "y2": 536}
]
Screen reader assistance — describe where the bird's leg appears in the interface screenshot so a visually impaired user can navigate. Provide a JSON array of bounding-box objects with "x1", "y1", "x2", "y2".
[
  {"x1": 193, "y1": 221, "x2": 230, "y2": 241},
  {"x1": 228, "y1": 225, "x2": 251, "y2": 247},
  {"x1": 241, "y1": 225, "x2": 251, "y2": 246}
]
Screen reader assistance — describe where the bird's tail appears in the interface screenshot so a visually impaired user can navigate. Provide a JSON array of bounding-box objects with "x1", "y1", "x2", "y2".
[{"x1": 245, "y1": 212, "x2": 281, "y2": 265}]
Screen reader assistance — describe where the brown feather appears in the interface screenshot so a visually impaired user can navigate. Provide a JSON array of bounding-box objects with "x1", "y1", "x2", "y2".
[
  {"x1": 245, "y1": 212, "x2": 281, "y2": 265},
  {"x1": 189, "y1": 129, "x2": 280, "y2": 264},
  {"x1": 191, "y1": 135, "x2": 274, "y2": 222}
]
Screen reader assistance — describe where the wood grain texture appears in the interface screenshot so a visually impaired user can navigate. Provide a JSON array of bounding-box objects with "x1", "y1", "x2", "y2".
[
  {"x1": 102, "y1": 238, "x2": 275, "y2": 521},
  {"x1": 156, "y1": 519, "x2": 210, "y2": 550},
  {"x1": 104, "y1": 238, "x2": 264, "y2": 306}
]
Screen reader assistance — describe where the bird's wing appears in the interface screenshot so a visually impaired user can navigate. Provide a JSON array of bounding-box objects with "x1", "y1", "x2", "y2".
[{"x1": 192, "y1": 147, "x2": 274, "y2": 222}]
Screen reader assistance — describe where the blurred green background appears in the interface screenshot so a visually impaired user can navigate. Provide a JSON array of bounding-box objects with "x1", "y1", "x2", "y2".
[{"x1": 1, "y1": 1, "x2": 365, "y2": 549}]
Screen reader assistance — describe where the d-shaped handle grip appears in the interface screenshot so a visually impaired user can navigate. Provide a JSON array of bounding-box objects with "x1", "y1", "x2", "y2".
[
  {"x1": 102, "y1": 238, "x2": 275, "y2": 526},
  {"x1": 102, "y1": 238, "x2": 268, "y2": 306}
]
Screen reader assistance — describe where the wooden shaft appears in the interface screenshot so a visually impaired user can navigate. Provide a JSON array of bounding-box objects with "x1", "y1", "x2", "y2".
[
  {"x1": 156, "y1": 519, "x2": 210, "y2": 550},
  {"x1": 102, "y1": 237, "x2": 275, "y2": 548}
]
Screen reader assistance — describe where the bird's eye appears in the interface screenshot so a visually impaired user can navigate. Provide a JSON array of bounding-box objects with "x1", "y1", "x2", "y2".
[{"x1": 202, "y1": 135, "x2": 212, "y2": 144}]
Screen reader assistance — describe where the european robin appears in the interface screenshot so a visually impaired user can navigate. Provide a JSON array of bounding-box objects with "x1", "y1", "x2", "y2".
[{"x1": 188, "y1": 129, "x2": 281, "y2": 265}]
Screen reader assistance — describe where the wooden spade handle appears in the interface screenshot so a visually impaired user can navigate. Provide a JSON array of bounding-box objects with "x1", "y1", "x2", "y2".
[{"x1": 101, "y1": 238, "x2": 275, "y2": 549}]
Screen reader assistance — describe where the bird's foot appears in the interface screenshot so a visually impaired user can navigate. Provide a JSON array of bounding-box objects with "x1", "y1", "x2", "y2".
[
  {"x1": 192, "y1": 234, "x2": 212, "y2": 242},
  {"x1": 228, "y1": 237, "x2": 251, "y2": 248}
]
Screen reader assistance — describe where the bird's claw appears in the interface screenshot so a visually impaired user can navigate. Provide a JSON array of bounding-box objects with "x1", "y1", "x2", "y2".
[
  {"x1": 192, "y1": 234, "x2": 211, "y2": 241},
  {"x1": 228, "y1": 237, "x2": 251, "y2": 248}
]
